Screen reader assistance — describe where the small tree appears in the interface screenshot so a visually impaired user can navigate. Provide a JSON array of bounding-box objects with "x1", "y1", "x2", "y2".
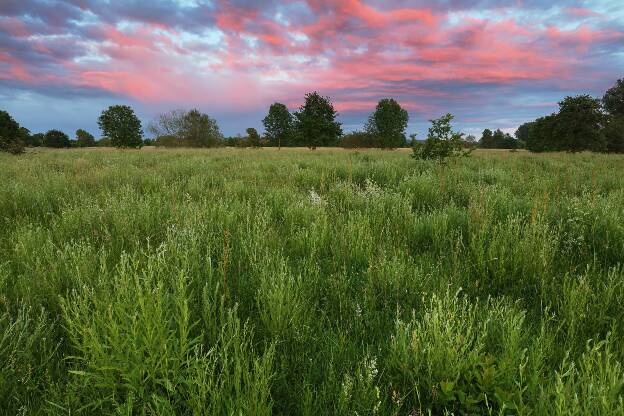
[
  {"x1": 365, "y1": 98, "x2": 409, "y2": 148},
  {"x1": 246, "y1": 128, "x2": 261, "y2": 147},
  {"x1": 603, "y1": 78, "x2": 624, "y2": 117},
  {"x1": 294, "y1": 92, "x2": 342, "y2": 149},
  {"x1": 76, "y1": 129, "x2": 96, "y2": 147},
  {"x1": 98, "y1": 105, "x2": 143, "y2": 148},
  {"x1": 262, "y1": 103, "x2": 293, "y2": 149},
  {"x1": 148, "y1": 109, "x2": 222, "y2": 147},
  {"x1": 43, "y1": 130, "x2": 71, "y2": 148},
  {"x1": 412, "y1": 113, "x2": 470, "y2": 161}
]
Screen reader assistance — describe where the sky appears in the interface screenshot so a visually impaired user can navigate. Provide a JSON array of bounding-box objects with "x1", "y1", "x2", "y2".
[{"x1": 1, "y1": 0, "x2": 623, "y2": 138}]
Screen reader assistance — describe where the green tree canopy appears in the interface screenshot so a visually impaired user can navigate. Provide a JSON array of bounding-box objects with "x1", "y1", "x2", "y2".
[
  {"x1": 0, "y1": 110, "x2": 20, "y2": 142},
  {"x1": 148, "y1": 109, "x2": 222, "y2": 147},
  {"x1": 246, "y1": 128, "x2": 261, "y2": 147},
  {"x1": 555, "y1": 95, "x2": 605, "y2": 152},
  {"x1": 262, "y1": 103, "x2": 293, "y2": 148},
  {"x1": 44, "y1": 129, "x2": 71, "y2": 148},
  {"x1": 479, "y1": 129, "x2": 495, "y2": 148},
  {"x1": 603, "y1": 78, "x2": 624, "y2": 117},
  {"x1": 98, "y1": 105, "x2": 143, "y2": 148},
  {"x1": 294, "y1": 92, "x2": 342, "y2": 149},
  {"x1": 76, "y1": 129, "x2": 96, "y2": 147},
  {"x1": 365, "y1": 98, "x2": 409, "y2": 148},
  {"x1": 412, "y1": 113, "x2": 469, "y2": 161}
]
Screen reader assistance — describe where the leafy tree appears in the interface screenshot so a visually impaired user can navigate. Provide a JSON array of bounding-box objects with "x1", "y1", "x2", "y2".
[
  {"x1": 604, "y1": 116, "x2": 624, "y2": 153},
  {"x1": 479, "y1": 129, "x2": 495, "y2": 148},
  {"x1": 148, "y1": 109, "x2": 222, "y2": 147},
  {"x1": 515, "y1": 122, "x2": 534, "y2": 144},
  {"x1": 294, "y1": 92, "x2": 342, "y2": 149},
  {"x1": 28, "y1": 133, "x2": 44, "y2": 147},
  {"x1": 555, "y1": 95, "x2": 605, "y2": 152},
  {"x1": 98, "y1": 105, "x2": 143, "y2": 148},
  {"x1": 76, "y1": 129, "x2": 96, "y2": 147},
  {"x1": 526, "y1": 114, "x2": 560, "y2": 152},
  {"x1": 246, "y1": 128, "x2": 261, "y2": 147},
  {"x1": 181, "y1": 109, "x2": 222, "y2": 147},
  {"x1": 43, "y1": 130, "x2": 71, "y2": 148},
  {"x1": 0, "y1": 110, "x2": 20, "y2": 140},
  {"x1": 412, "y1": 113, "x2": 470, "y2": 161},
  {"x1": 365, "y1": 98, "x2": 409, "y2": 148},
  {"x1": 262, "y1": 103, "x2": 293, "y2": 149},
  {"x1": 603, "y1": 78, "x2": 624, "y2": 117}
]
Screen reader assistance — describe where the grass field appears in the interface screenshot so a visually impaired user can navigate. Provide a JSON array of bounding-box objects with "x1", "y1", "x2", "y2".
[{"x1": 2, "y1": 147, "x2": 624, "y2": 415}]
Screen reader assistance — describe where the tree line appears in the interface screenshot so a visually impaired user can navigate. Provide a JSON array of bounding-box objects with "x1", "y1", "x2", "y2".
[
  {"x1": 514, "y1": 79, "x2": 624, "y2": 153},
  {"x1": 2, "y1": 78, "x2": 623, "y2": 154}
]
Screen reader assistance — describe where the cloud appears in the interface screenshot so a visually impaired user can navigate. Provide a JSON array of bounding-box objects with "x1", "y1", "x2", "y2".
[{"x1": 1, "y1": 0, "x2": 623, "y2": 136}]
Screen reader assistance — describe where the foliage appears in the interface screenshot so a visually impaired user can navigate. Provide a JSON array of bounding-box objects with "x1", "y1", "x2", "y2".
[
  {"x1": 340, "y1": 131, "x2": 382, "y2": 148},
  {"x1": 148, "y1": 109, "x2": 222, "y2": 148},
  {"x1": 43, "y1": 129, "x2": 71, "y2": 148},
  {"x1": 247, "y1": 127, "x2": 261, "y2": 147},
  {"x1": 0, "y1": 110, "x2": 20, "y2": 140},
  {"x1": 604, "y1": 115, "x2": 624, "y2": 153},
  {"x1": 603, "y1": 78, "x2": 624, "y2": 117},
  {"x1": 0, "y1": 135, "x2": 25, "y2": 154},
  {"x1": 75, "y1": 129, "x2": 96, "y2": 147},
  {"x1": 365, "y1": 98, "x2": 409, "y2": 148},
  {"x1": 526, "y1": 114, "x2": 559, "y2": 152},
  {"x1": 2, "y1": 146, "x2": 624, "y2": 415},
  {"x1": 262, "y1": 103, "x2": 293, "y2": 148},
  {"x1": 555, "y1": 95, "x2": 605, "y2": 152},
  {"x1": 294, "y1": 91, "x2": 342, "y2": 149},
  {"x1": 98, "y1": 105, "x2": 143, "y2": 148},
  {"x1": 480, "y1": 128, "x2": 519, "y2": 149},
  {"x1": 412, "y1": 113, "x2": 471, "y2": 161},
  {"x1": 28, "y1": 133, "x2": 44, "y2": 147},
  {"x1": 0, "y1": 110, "x2": 25, "y2": 154},
  {"x1": 515, "y1": 121, "x2": 534, "y2": 143}
]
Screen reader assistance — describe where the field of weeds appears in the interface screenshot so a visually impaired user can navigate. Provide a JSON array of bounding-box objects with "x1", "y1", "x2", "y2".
[{"x1": 1, "y1": 148, "x2": 624, "y2": 415}]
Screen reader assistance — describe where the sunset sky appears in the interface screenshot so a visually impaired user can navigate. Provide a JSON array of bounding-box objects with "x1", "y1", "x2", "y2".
[{"x1": 1, "y1": 0, "x2": 623, "y2": 138}]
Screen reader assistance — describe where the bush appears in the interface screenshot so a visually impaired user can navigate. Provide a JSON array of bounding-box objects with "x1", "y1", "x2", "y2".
[
  {"x1": 412, "y1": 113, "x2": 471, "y2": 161},
  {"x1": 43, "y1": 130, "x2": 71, "y2": 148},
  {"x1": 0, "y1": 135, "x2": 25, "y2": 154},
  {"x1": 340, "y1": 131, "x2": 382, "y2": 148}
]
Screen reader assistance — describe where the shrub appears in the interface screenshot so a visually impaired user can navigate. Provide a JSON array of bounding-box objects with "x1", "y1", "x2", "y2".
[
  {"x1": 340, "y1": 131, "x2": 382, "y2": 148},
  {"x1": 0, "y1": 135, "x2": 25, "y2": 154},
  {"x1": 412, "y1": 113, "x2": 471, "y2": 161}
]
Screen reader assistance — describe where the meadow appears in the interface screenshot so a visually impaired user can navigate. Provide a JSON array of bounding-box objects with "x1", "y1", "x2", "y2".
[{"x1": 1, "y1": 147, "x2": 624, "y2": 415}]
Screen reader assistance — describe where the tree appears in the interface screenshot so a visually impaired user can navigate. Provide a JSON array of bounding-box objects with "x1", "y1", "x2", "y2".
[
  {"x1": 98, "y1": 105, "x2": 143, "y2": 148},
  {"x1": 246, "y1": 128, "x2": 261, "y2": 147},
  {"x1": 604, "y1": 116, "x2": 624, "y2": 153},
  {"x1": 515, "y1": 122, "x2": 534, "y2": 144},
  {"x1": 43, "y1": 129, "x2": 71, "y2": 148},
  {"x1": 412, "y1": 113, "x2": 470, "y2": 161},
  {"x1": 365, "y1": 98, "x2": 409, "y2": 148},
  {"x1": 479, "y1": 129, "x2": 495, "y2": 148},
  {"x1": 526, "y1": 114, "x2": 560, "y2": 152},
  {"x1": 148, "y1": 109, "x2": 222, "y2": 147},
  {"x1": 76, "y1": 129, "x2": 96, "y2": 147},
  {"x1": 0, "y1": 110, "x2": 19, "y2": 139},
  {"x1": 555, "y1": 95, "x2": 605, "y2": 152},
  {"x1": 28, "y1": 133, "x2": 44, "y2": 147},
  {"x1": 262, "y1": 103, "x2": 293, "y2": 149},
  {"x1": 294, "y1": 92, "x2": 342, "y2": 149},
  {"x1": 603, "y1": 78, "x2": 624, "y2": 117}
]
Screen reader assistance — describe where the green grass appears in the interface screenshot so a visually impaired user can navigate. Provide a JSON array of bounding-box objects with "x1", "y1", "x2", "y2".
[{"x1": 1, "y1": 147, "x2": 624, "y2": 415}]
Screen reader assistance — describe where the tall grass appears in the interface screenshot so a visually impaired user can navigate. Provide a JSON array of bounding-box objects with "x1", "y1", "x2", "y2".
[{"x1": 1, "y1": 148, "x2": 624, "y2": 414}]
